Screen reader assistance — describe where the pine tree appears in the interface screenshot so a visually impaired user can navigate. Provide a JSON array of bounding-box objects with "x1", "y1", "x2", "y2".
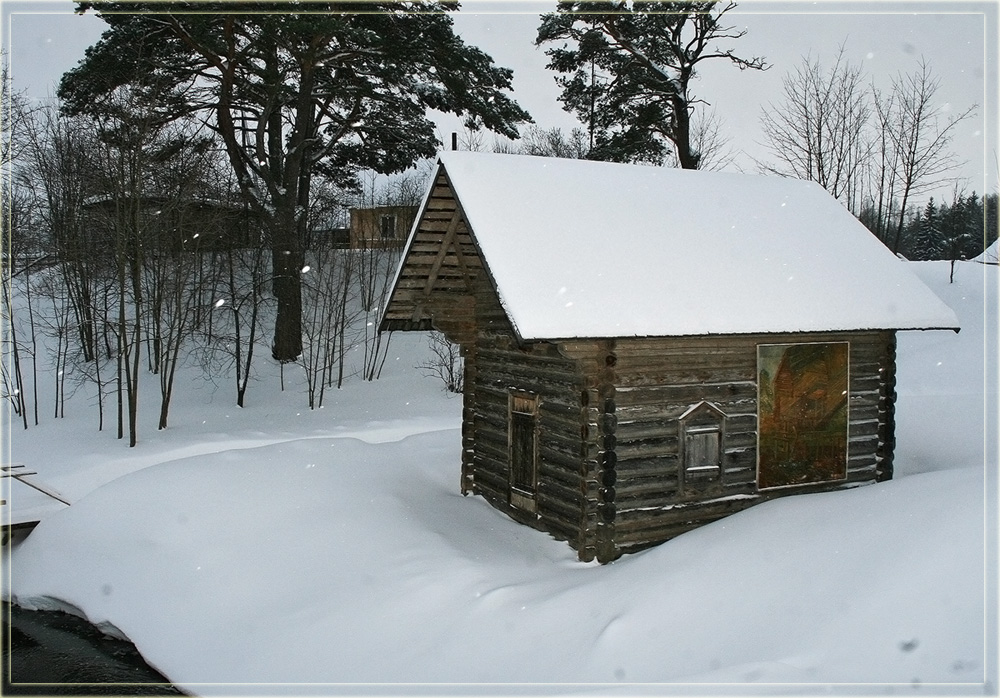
[
  {"x1": 985, "y1": 194, "x2": 999, "y2": 253},
  {"x1": 536, "y1": 1, "x2": 765, "y2": 168},
  {"x1": 59, "y1": 2, "x2": 531, "y2": 361},
  {"x1": 960, "y1": 192, "x2": 984, "y2": 260},
  {"x1": 941, "y1": 194, "x2": 973, "y2": 261},
  {"x1": 912, "y1": 198, "x2": 942, "y2": 260}
]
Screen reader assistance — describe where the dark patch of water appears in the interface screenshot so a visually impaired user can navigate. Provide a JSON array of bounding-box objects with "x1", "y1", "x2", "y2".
[{"x1": 2, "y1": 602, "x2": 183, "y2": 696}]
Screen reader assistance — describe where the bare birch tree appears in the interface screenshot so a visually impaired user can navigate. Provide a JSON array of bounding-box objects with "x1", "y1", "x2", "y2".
[
  {"x1": 759, "y1": 52, "x2": 975, "y2": 255},
  {"x1": 759, "y1": 48, "x2": 871, "y2": 212},
  {"x1": 883, "y1": 59, "x2": 976, "y2": 254},
  {"x1": 1, "y1": 55, "x2": 36, "y2": 428}
]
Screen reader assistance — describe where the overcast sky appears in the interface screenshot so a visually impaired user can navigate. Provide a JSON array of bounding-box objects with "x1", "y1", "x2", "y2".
[{"x1": 3, "y1": 0, "x2": 997, "y2": 204}]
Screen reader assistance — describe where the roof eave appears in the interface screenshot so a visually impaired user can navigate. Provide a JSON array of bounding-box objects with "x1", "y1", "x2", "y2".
[{"x1": 515, "y1": 324, "x2": 962, "y2": 344}]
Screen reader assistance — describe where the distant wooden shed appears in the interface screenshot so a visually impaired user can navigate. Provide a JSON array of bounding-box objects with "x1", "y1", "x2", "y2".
[
  {"x1": 82, "y1": 194, "x2": 259, "y2": 252},
  {"x1": 349, "y1": 205, "x2": 419, "y2": 249},
  {"x1": 380, "y1": 152, "x2": 959, "y2": 563}
]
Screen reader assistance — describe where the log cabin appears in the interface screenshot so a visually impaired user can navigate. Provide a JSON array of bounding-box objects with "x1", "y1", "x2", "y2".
[{"x1": 379, "y1": 151, "x2": 960, "y2": 564}]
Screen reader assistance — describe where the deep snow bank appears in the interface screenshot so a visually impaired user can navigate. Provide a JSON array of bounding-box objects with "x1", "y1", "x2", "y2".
[
  {"x1": 4, "y1": 261, "x2": 996, "y2": 694},
  {"x1": 6, "y1": 432, "x2": 986, "y2": 690}
]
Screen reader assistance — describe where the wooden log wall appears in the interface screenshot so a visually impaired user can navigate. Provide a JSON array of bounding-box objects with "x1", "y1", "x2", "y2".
[
  {"x1": 555, "y1": 339, "x2": 620, "y2": 562},
  {"x1": 470, "y1": 332, "x2": 594, "y2": 558},
  {"x1": 561, "y1": 330, "x2": 897, "y2": 557}
]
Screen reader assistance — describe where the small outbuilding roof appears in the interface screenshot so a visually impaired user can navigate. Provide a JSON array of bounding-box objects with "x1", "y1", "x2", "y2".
[
  {"x1": 974, "y1": 239, "x2": 998, "y2": 264},
  {"x1": 395, "y1": 151, "x2": 959, "y2": 340}
]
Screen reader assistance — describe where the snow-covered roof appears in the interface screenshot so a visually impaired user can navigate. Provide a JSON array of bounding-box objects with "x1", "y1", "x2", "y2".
[
  {"x1": 974, "y1": 239, "x2": 998, "y2": 264},
  {"x1": 431, "y1": 151, "x2": 959, "y2": 340}
]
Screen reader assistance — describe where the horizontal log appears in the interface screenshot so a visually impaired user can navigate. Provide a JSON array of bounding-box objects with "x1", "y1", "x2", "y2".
[
  {"x1": 395, "y1": 256, "x2": 474, "y2": 274},
  {"x1": 416, "y1": 219, "x2": 471, "y2": 234},
  {"x1": 541, "y1": 432, "x2": 589, "y2": 464},
  {"x1": 850, "y1": 404, "x2": 881, "y2": 422},
  {"x1": 564, "y1": 333, "x2": 889, "y2": 369},
  {"x1": 615, "y1": 440, "x2": 680, "y2": 462},
  {"x1": 614, "y1": 367, "x2": 755, "y2": 388},
  {"x1": 411, "y1": 227, "x2": 473, "y2": 242},
  {"x1": 477, "y1": 367, "x2": 582, "y2": 394},
  {"x1": 477, "y1": 345, "x2": 578, "y2": 368},
  {"x1": 540, "y1": 412, "x2": 588, "y2": 442},
  {"x1": 615, "y1": 398, "x2": 759, "y2": 421},
  {"x1": 542, "y1": 398, "x2": 588, "y2": 420},
  {"x1": 394, "y1": 277, "x2": 471, "y2": 293},
  {"x1": 556, "y1": 340, "x2": 605, "y2": 358},
  {"x1": 406, "y1": 241, "x2": 479, "y2": 258},
  {"x1": 847, "y1": 457, "x2": 877, "y2": 472},
  {"x1": 477, "y1": 375, "x2": 583, "y2": 402},
  {"x1": 476, "y1": 384, "x2": 583, "y2": 416},
  {"x1": 848, "y1": 431, "x2": 879, "y2": 447},
  {"x1": 614, "y1": 452, "x2": 680, "y2": 470},
  {"x1": 614, "y1": 515, "x2": 734, "y2": 548},
  {"x1": 471, "y1": 479, "x2": 508, "y2": 509},
  {"x1": 471, "y1": 444, "x2": 507, "y2": 475},
  {"x1": 614, "y1": 415, "x2": 757, "y2": 443},
  {"x1": 420, "y1": 205, "x2": 457, "y2": 220},
  {"x1": 721, "y1": 467, "x2": 757, "y2": 486},
  {"x1": 615, "y1": 491, "x2": 760, "y2": 520},
  {"x1": 849, "y1": 419, "x2": 880, "y2": 438},
  {"x1": 473, "y1": 431, "x2": 508, "y2": 463},
  {"x1": 424, "y1": 198, "x2": 457, "y2": 212},
  {"x1": 534, "y1": 513, "x2": 580, "y2": 547},
  {"x1": 539, "y1": 454, "x2": 585, "y2": 487},
  {"x1": 472, "y1": 457, "x2": 508, "y2": 487},
  {"x1": 473, "y1": 402, "x2": 508, "y2": 434},
  {"x1": 537, "y1": 478, "x2": 585, "y2": 514},
  {"x1": 852, "y1": 374, "x2": 884, "y2": 391},
  {"x1": 615, "y1": 381, "x2": 757, "y2": 406},
  {"x1": 477, "y1": 340, "x2": 583, "y2": 369},
  {"x1": 613, "y1": 498, "x2": 760, "y2": 539},
  {"x1": 614, "y1": 477, "x2": 680, "y2": 500},
  {"x1": 614, "y1": 363, "x2": 755, "y2": 381},
  {"x1": 612, "y1": 459, "x2": 681, "y2": 481}
]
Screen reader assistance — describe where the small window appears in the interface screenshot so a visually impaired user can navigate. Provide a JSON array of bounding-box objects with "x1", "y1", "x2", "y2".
[
  {"x1": 685, "y1": 426, "x2": 721, "y2": 479},
  {"x1": 379, "y1": 214, "x2": 396, "y2": 239},
  {"x1": 679, "y1": 401, "x2": 726, "y2": 495},
  {"x1": 509, "y1": 392, "x2": 538, "y2": 510}
]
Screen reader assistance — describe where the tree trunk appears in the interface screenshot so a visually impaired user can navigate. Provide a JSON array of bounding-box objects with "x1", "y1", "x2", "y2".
[
  {"x1": 672, "y1": 92, "x2": 700, "y2": 170},
  {"x1": 271, "y1": 240, "x2": 304, "y2": 362}
]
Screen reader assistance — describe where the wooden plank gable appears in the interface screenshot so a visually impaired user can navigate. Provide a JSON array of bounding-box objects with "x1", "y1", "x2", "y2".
[{"x1": 380, "y1": 164, "x2": 512, "y2": 345}]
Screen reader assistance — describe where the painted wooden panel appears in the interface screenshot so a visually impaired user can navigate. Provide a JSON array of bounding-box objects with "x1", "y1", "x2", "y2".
[{"x1": 757, "y1": 342, "x2": 850, "y2": 489}]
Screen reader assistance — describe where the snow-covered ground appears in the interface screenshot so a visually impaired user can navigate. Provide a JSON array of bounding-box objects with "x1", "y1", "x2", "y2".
[{"x1": 3, "y1": 260, "x2": 997, "y2": 696}]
